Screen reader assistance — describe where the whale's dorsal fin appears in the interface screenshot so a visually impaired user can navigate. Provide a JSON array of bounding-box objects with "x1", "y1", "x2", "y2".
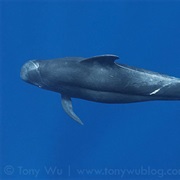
[
  {"x1": 80, "y1": 54, "x2": 119, "y2": 65},
  {"x1": 61, "y1": 94, "x2": 83, "y2": 125}
]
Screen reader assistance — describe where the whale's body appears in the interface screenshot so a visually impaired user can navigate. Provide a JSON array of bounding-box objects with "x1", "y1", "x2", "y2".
[{"x1": 20, "y1": 55, "x2": 180, "y2": 124}]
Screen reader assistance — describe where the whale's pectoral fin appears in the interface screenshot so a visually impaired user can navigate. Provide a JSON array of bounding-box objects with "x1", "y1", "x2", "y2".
[{"x1": 61, "y1": 94, "x2": 83, "y2": 125}]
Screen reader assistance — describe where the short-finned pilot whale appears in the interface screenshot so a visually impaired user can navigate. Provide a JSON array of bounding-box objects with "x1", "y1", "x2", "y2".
[{"x1": 20, "y1": 54, "x2": 180, "y2": 125}]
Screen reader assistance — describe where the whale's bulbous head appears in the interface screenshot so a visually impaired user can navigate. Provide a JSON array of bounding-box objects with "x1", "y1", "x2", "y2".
[{"x1": 20, "y1": 60, "x2": 43, "y2": 88}]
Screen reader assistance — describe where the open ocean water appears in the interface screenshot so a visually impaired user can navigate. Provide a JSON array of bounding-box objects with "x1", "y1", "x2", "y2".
[{"x1": 1, "y1": 1, "x2": 180, "y2": 179}]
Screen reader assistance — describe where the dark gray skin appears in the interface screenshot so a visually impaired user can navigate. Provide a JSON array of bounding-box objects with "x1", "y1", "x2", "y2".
[{"x1": 20, "y1": 54, "x2": 180, "y2": 124}]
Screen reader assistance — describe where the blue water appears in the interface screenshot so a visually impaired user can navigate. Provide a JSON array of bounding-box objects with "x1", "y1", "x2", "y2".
[{"x1": 1, "y1": 1, "x2": 180, "y2": 179}]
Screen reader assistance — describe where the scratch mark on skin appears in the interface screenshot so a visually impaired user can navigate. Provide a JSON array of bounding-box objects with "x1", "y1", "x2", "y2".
[
  {"x1": 31, "y1": 61, "x2": 39, "y2": 69},
  {"x1": 150, "y1": 88, "x2": 161, "y2": 95},
  {"x1": 149, "y1": 82, "x2": 172, "y2": 95}
]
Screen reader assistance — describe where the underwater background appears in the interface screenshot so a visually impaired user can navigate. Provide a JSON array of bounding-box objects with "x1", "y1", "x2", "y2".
[{"x1": 1, "y1": 1, "x2": 180, "y2": 179}]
